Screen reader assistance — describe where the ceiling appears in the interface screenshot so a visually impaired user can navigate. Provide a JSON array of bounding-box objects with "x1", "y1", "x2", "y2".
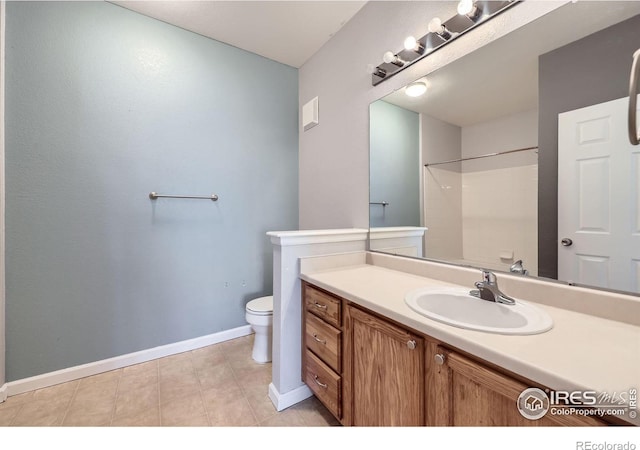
[
  {"x1": 383, "y1": 1, "x2": 640, "y2": 127},
  {"x1": 110, "y1": 1, "x2": 367, "y2": 68}
]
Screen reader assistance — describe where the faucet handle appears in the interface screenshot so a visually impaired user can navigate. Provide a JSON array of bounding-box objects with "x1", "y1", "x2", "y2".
[{"x1": 482, "y1": 270, "x2": 496, "y2": 285}]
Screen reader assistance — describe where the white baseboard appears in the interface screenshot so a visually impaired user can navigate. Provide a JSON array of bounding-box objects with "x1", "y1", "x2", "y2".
[
  {"x1": 268, "y1": 382, "x2": 313, "y2": 411},
  {"x1": 0, "y1": 383, "x2": 7, "y2": 403},
  {"x1": 5, "y1": 325, "x2": 253, "y2": 397}
]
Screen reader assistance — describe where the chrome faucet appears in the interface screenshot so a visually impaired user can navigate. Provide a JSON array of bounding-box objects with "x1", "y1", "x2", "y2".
[
  {"x1": 510, "y1": 259, "x2": 528, "y2": 276},
  {"x1": 470, "y1": 270, "x2": 516, "y2": 305}
]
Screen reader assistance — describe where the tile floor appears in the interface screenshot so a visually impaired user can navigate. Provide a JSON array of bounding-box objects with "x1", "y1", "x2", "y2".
[{"x1": 0, "y1": 335, "x2": 339, "y2": 427}]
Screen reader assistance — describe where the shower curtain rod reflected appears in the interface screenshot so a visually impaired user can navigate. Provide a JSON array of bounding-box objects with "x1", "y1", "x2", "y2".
[{"x1": 424, "y1": 146, "x2": 538, "y2": 167}]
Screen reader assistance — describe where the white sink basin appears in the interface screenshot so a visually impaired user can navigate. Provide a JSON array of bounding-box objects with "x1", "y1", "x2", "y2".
[{"x1": 404, "y1": 286, "x2": 553, "y2": 335}]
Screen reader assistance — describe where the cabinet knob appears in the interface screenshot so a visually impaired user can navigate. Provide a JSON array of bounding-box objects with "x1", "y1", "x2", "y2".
[
  {"x1": 434, "y1": 353, "x2": 446, "y2": 365},
  {"x1": 406, "y1": 340, "x2": 416, "y2": 350}
]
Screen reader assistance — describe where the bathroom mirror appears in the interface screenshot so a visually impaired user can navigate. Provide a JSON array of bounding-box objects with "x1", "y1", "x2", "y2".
[{"x1": 369, "y1": 1, "x2": 640, "y2": 294}]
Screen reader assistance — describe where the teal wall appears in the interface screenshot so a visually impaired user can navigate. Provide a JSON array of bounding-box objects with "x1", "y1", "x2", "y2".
[
  {"x1": 5, "y1": 1, "x2": 298, "y2": 381},
  {"x1": 369, "y1": 100, "x2": 420, "y2": 228}
]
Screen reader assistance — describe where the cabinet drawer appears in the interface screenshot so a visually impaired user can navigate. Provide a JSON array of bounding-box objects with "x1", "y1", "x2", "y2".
[
  {"x1": 305, "y1": 313, "x2": 341, "y2": 372},
  {"x1": 304, "y1": 350, "x2": 341, "y2": 419},
  {"x1": 304, "y1": 284, "x2": 341, "y2": 328}
]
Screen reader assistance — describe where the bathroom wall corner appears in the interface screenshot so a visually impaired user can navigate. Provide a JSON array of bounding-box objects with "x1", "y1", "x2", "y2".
[{"x1": 0, "y1": 0, "x2": 6, "y2": 394}]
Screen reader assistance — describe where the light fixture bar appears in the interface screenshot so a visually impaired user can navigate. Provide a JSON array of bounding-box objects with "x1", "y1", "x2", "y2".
[{"x1": 371, "y1": 0, "x2": 520, "y2": 86}]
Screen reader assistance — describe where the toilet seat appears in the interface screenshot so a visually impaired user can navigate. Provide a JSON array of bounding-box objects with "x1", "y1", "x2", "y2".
[{"x1": 246, "y1": 296, "x2": 273, "y2": 316}]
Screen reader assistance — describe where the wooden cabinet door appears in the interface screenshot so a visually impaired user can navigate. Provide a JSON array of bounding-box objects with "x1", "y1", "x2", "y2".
[
  {"x1": 432, "y1": 346, "x2": 606, "y2": 426},
  {"x1": 344, "y1": 305, "x2": 425, "y2": 426}
]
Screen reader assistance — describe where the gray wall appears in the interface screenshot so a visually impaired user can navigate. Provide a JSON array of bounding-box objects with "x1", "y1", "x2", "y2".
[
  {"x1": 422, "y1": 114, "x2": 462, "y2": 260},
  {"x1": 298, "y1": 1, "x2": 563, "y2": 230},
  {"x1": 538, "y1": 14, "x2": 640, "y2": 280},
  {"x1": 5, "y1": 2, "x2": 298, "y2": 381},
  {"x1": 422, "y1": 114, "x2": 462, "y2": 173},
  {"x1": 369, "y1": 101, "x2": 420, "y2": 228}
]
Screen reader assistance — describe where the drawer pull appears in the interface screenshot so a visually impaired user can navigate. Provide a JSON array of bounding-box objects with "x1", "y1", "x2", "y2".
[
  {"x1": 314, "y1": 302, "x2": 327, "y2": 310},
  {"x1": 313, "y1": 375, "x2": 328, "y2": 389},
  {"x1": 312, "y1": 333, "x2": 327, "y2": 345}
]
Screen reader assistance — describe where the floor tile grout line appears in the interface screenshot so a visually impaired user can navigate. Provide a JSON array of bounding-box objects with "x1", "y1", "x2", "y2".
[
  {"x1": 108, "y1": 360, "x2": 160, "y2": 426},
  {"x1": 157, "y1": 358, "x2": 162, "y2": 426},
  {"x1": 59, "y1": 380, "x2": 81, "y2": 426},
  {"x1": 108, "y1": 370, "x2": 124, "y2": 426},
  {"x1": 202, "y1": 343, "x2": 247, "y2": 426},
  {"x1": 4, "y1": 391, "x2": 36, "y2": 426},
  {"x1": 7, "y1": 400, "x2": 27, "y2": 426},
  {"x1": 160, "y1": 350, "x2": 213, "y2": 426},
  {"x1": 191, "y1": 349, "x2": 214, "y2": 426},
  {"x1": 221, "y1": 341, "x2": 263, "y2": 426}
]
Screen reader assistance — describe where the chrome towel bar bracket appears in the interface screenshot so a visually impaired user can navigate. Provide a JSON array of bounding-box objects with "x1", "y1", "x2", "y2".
[
  {"x1": 629, "y1": 48, "x2": 640, "y2": 146},
  {"x1": 149, "y1": 192, "x2": 219, "y2": 201}
]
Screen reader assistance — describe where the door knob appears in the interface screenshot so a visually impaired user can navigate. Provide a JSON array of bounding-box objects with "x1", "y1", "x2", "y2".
[{"x1": 561, "y1": 238, "x2": 573, "y2": 247}]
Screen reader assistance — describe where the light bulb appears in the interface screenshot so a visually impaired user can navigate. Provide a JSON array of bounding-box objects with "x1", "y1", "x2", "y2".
[
  {"x1": 457, "y1": 0, "x2": 474, "y2": 16},
  {"x1": 383, "y1": 51, "x2": 396, "y2": 64},
  {"x1": 458, "y1": 0, "x2": 483, "y2": 22},
  {"x1": 403, "y1": 35, "x2": 425, "y2": 54},
  {"x1": 428, "y1": 17, "x2": 454, "y2": 40},
  {"x1": 404, "y1": 36, "x2": 418, "y2": 51},
  {"x1": 405, "y1": 81, "x2": 427, "y2": 97},
  {"x1": 382, "y1": 51, "x2": 405, "y2": 67},
  {"x1": 428, "y1": 17, "x2": 444, "y2": 34}
]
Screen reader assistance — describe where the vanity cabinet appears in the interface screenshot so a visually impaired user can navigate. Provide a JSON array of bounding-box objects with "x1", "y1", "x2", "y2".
[
  {"x1": 302, "y1": 283, "x2": 344, "y2": 420},
  {"x1": 301, "y1": 281, "x2": 615, "y2": 427},
  {"x1": 343, "y1": 305, "x2": 425, "y2": 426},
  {"x1": 431, "y1": 346, "x2": 607, "y2": 426}
]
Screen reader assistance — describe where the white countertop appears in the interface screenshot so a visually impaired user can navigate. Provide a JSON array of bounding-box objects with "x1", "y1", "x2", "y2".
[{"x1": 300, "y1": 261, "x2": 640, "y2": 425}]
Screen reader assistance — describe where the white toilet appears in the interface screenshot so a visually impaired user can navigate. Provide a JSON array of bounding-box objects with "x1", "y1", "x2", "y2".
[{"x1": 245, "y1": 295, "x2": 273, "y2": 363}]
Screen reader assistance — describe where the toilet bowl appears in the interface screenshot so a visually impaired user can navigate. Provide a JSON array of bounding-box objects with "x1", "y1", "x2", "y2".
[{"x1": 245, "y1": 295, "x2": 273, "y2": 363}]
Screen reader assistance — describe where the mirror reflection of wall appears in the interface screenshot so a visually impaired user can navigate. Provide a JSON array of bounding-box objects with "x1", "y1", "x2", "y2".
[{"x1": 369, "y1": 101, "x2": 420, "y2": 228}]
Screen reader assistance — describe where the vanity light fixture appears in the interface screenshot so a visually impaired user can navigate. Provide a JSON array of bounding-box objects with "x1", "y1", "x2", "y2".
[
  {"x1": 405, "y1": 81, "x2": 428, "y2": 97},
  {"x1": 369, "y1": 0, "x2": 520, "y2": 86},
  {"x1": 366, "y1": 64, "x2": 387, "y2": 78},
  {"x1": 458, "y1": 0, "x2": 484, "y2": 23}
]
